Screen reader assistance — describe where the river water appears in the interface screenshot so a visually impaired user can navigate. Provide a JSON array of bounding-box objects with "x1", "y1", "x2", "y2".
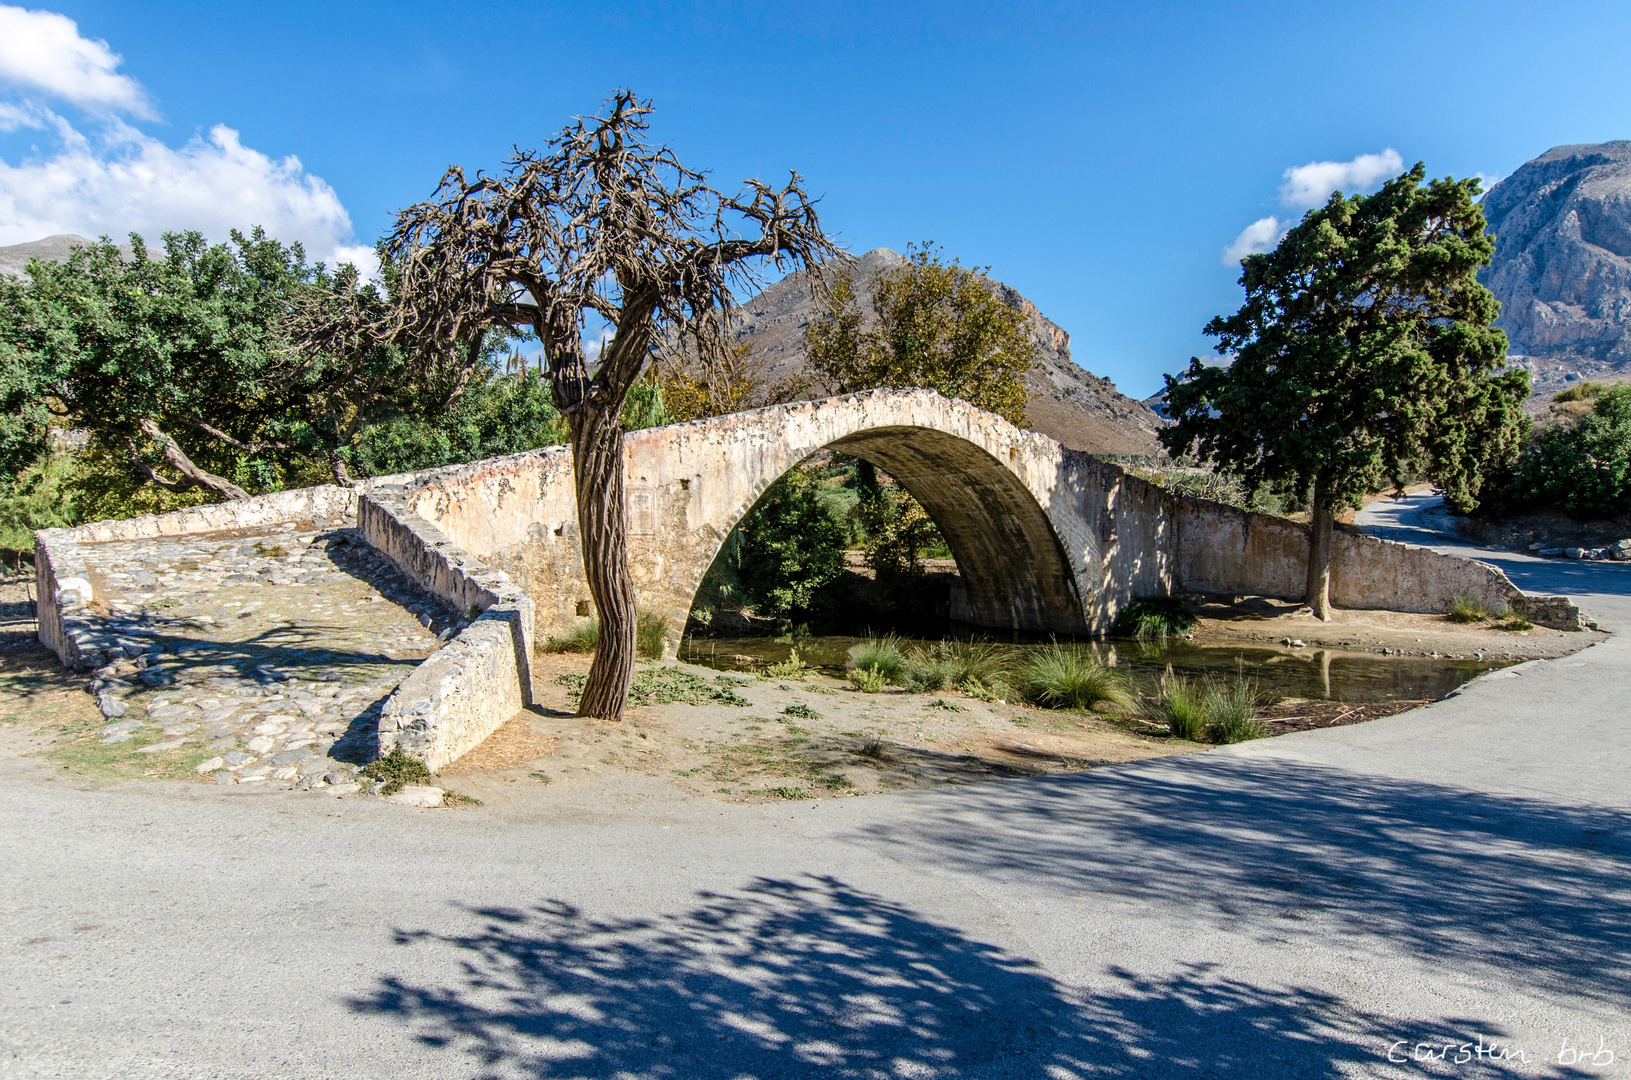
[{"x1": 677, "y1": 634, "x2": 1509, "y2": 704}]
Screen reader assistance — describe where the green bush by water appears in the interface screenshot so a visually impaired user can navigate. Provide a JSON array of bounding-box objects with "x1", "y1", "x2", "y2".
[
  {"x1": 1145, "y1": 672, "x2": 1207, "y2": 740},
  {"x1": 1017, "y1": 644, "x2": 1132, "y2": 712},
  {"x1": 766, "y1": 648, "x2": 808, "y2": 679},
  {"x1": 848, "y1": 665, "x2": 890, "y2": 693},
  {"x1": 1112, "y1": 597, "x2": 1199, "y2": 640},
  {"x1": 1201, "y1": 675, "x2": 1266, "y2": 743},
  {"x1": 902, "y1": 645, "x2": 955, "y2": 693}
]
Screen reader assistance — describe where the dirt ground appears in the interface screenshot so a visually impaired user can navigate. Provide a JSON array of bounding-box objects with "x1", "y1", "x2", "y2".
[
  {"x1": 1189, "y1": 595, "x2": 1602, "y2": 660},
  {"x1": 439, "y1": 652, "x2": 1196, "y2": 806}
]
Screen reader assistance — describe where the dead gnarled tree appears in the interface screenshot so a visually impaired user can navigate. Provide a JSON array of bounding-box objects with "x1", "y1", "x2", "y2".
[{"x1": 312, "y1": 92, "x2": 838, "y2": 719}]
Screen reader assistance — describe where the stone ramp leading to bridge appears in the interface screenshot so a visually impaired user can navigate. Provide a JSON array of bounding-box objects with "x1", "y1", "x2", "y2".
[{"x1": 64, "y1": 522, "x2": 462, "y2": 789}]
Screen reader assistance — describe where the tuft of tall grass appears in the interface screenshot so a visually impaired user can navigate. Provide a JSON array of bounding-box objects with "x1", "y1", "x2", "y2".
[
  {"x1": 848, "y1": 636, "x2": 907, "y2": 684},
  {"x1": 1202, "y1": 674, "x2": 1266, "y2": 743},
  {"x1": 902, "y1": 645, "x2": 954, "y2": 693},
  {"x1": 1145, "y1": 668, "x2": 1206, "y2": 740},
  {"x1": 636, "y1": 610, "x2": 669, "y2": 659},
  {"x1": 1142, "y1": 668, "x2": 1266, "y2": 743},
  {"x1": 1447, "y1": 594, "x2": 1488, "y2": 624},
  {"x1": 541, "y1": 619, "x2": 599, "y2": 654},
  {"x1": 1017, "y1": 644, "x2": 1132, "y2": 712},
  {"x1": 896, "y1": 639, "x2": 1015, "y2": 696}
]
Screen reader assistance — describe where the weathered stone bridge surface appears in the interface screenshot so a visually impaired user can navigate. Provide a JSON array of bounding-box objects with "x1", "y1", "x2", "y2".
[
  {"x1": 381, "y1": 389, "x2": 1169, "y2": 642},
  {"x1": 41, "y1": 389, "x2": 1578, "y2": 773},
  {"x1": 364, "y1": 388, "x2": 1541, "y2": 651}
]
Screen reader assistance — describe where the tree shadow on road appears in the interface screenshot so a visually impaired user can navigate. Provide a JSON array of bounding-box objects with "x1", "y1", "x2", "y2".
[
  {"x1": 852, "y1": 758, "x2": 1631, "y2": 1013},
  {"x1": 348, "y1": 875, "x2": 1515, "y2": 1078}
]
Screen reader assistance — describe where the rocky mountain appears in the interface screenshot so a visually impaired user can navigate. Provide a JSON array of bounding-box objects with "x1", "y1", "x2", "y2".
[
  {"x1": 1480, "y1": 141, "x2": 1631, "y2": 395},
  {"x1": 727, "y1": 248, "x2": 1166, "y2": 457},
  {"x1": 0, "y1": 234, "x2": 106, "y2": 278},
  {"x1": 0, "y1": 233, "x2": 140, "y2": 279}
]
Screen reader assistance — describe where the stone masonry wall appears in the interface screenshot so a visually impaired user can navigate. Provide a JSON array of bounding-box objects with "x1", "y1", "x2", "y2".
[{"x1": 356, "y1": 484, "x2": 536, "y2": 771}]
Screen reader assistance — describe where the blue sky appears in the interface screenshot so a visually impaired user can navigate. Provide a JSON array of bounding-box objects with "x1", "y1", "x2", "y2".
[{"x1": 2, "y1": 1, "x2": 1628, "y2": 398}]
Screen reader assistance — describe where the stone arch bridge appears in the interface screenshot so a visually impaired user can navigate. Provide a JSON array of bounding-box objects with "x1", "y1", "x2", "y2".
[
  {"x1": 363, "y1": 388, "x2": 1519, "y2": 654},
  {"x1": 39, "y1": 388, "x2": 1539, "y2": 770}
]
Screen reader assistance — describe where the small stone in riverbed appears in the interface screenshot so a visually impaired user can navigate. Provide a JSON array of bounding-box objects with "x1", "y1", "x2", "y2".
[
  {"x1": 246, "y1": 736, "x2": 277, "y2": 754},
  {"x1": 269, "y1": 749, "x2": 309, "y2": 766},
  {"x1": 222, "y1": 751, "x2": 256, "y2": 767},
  {"x1": 100, "y1": 720, "x2": 141, "y2": 736},
  {"x1": 210, "y1": 771, "x2": 234, "y2": 784},
  {"x1": 252, "y1": 722, "x2": 286, "y2": 735},
  {"x1": 196, "y1": 756, "x2": 225, "y2": 773},
  {"x1": 97, "y1": 693, "x2": 127, "y2": 718}
]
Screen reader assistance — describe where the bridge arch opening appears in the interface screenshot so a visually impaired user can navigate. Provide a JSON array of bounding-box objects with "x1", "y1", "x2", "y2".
[{"x1": 684, "y1": 424, "x2": 1087, "y2": 637}]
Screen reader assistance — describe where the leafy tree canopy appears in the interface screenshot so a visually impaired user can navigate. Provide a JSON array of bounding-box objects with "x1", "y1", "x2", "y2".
[
  {"x1": 732, "y1": 467, "x2": 848, "y2": 619},
  {"x1": 1163, "y1": 165, "x2": 1527, "y2": 516},
  {"x1": 0, "y1": 229, "x2": 569, "y2": 531},
  {"x1": 805, "y1": 243, "x2": 1036, "y2": 426},
  {"x1": 1487, "y1": 384, "x2": 1631, "y2": 519},
  {"x1": 1161, "y1": 164, "x2": 1527, "y2": 617}
]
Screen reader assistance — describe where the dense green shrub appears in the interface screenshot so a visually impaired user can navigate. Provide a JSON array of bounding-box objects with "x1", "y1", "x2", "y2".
[
  {"x1": 346, "y1": 368, "x2": 566, "y2": 477},
  {"x1": 1112, "y1": 597, "x2": 1199, "y2": 640},
  {"x1": 1486, "y1": 385, "x2": 1631, "y2": 518},
  {"x1": 729, "y1": 467, "x2": 848, "y2": 620}
]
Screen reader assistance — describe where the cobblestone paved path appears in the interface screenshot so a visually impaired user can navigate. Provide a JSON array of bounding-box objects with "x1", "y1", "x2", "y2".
[{"x1": 75, "y1": 522, "x2": 462, "y2": 791}]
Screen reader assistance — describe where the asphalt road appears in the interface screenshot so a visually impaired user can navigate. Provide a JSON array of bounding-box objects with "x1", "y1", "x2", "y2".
[{"x1": 3, "y1": 507, "x2": 1629, "y2": 1079}]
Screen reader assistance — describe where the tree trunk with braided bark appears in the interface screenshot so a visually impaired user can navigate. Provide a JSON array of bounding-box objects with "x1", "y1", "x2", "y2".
[
  {"x1": 1304, "y1": 479, "x2": 1334, "y2": 622},
  {"x1": 569, "y1": 403, "x2": 637, "y2": 720}
]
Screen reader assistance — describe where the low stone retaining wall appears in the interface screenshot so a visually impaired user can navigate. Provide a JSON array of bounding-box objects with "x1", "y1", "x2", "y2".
[
  {"x1": 358, "y1": 484, "x2": 536, "y2": 772},
  {"x1": 1169, "y1": 495, "x2": 1583, "y2": 630}
]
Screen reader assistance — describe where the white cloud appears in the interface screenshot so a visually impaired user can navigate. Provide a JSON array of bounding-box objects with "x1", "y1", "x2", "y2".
[
  {"x1": 0, "y1": 7, "x2": 372, "y2": 273},
  {"x1": 1222, "y1": 215, "x2": 1285, "y2": 265},
  {"x1": 0, "y1": 5, "x2": 153, "y2": 117},
  {"x1": 0, "y1": 120, "x2": 368, "y2": 269},
  {"x1": 1278, "y1": 148, "x2": 1404, "y2": 208}
]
